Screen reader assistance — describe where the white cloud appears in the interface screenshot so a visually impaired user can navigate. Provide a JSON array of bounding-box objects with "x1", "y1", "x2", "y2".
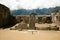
[{"x1": 0, "y1": 0, "x2": 60, "y2": 10}]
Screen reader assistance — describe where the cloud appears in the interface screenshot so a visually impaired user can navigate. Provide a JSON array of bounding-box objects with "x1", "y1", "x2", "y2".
[{"x1": 0, "y1": 0, "x2": 60, "y2": 10}]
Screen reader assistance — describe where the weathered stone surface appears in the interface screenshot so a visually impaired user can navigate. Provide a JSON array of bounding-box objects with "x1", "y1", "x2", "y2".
[
  {"x1": 10, "y1": 22, "x2": 28, "y2": 30},
  {"x1": 0, "y1": 4, "x2": 16, "y2": 28},
  {"x1": 51, "y1": 11, "x2": 60, "y2": 30},
  {"x1": 0, "y1": 4, "x2": 10, "y2": 27},
  {"x1": 29, "y1": 13, "x2": 36, "y2": 29}
]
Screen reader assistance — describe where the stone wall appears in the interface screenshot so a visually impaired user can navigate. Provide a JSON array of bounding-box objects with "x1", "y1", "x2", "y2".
[
  {"x1": 0, "y1": 4, "x2": 10, "y2": 27},
  {"x1": 0, "y1": 4, "x2": 16, "y2": 27},
  {"x1": 51, "y1": 12, "x2": 60, "y2": 25},
  {"x1": 38, "y1": 16, "x2": 52, "y2": 24},
  {"x1": 15, "y1": 16, "x2": 29, "y2": 23}
]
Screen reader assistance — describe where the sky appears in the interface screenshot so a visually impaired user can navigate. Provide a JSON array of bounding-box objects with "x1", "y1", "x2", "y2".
[{"x1": 0, "y1": 0, "x2": 60, "y2": 10}]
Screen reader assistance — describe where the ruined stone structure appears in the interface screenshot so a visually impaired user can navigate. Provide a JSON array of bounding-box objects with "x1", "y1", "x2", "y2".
[
  {"x1": 0, "y1": 4, "x2": 16, "y2": 28},
  {"x1": 13, "y1": 12, "x2": 60, "y2": 24},
  {"x1": 37, "y1": 15, "x2": 52, "y2": 24},
  {"x1": 18, "y1": 22, "x2": 27, "y2": 30},
  {"x1": 51, "y1": 11, "x2": 60, "y2": 30},
  {"x1": 29, "y1": 14, "x2": 36, "y2": 29},
  {"x1": 15, "y1": 15, "x2": 29, "y2": 23},
  {"x1": 13, "y1": 11, "x2": 60, "y2": 30},
  {"x1": 0, "y1": 4, "x2": 60, "y2": 30},
  {"x1": 14, "y1": 15, "x2": 52, "y2": 24},
  {"x1": 0, "y1": 4, "x2": 10, "y2": 27},
  {"x1": 51, "y1": 11, "x2": 60, "y2": 25}
]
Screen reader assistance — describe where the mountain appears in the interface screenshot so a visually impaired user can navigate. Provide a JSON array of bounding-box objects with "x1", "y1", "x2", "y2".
[{"x1": 11, "y1": 6, "x2": 60, "y2": 15}]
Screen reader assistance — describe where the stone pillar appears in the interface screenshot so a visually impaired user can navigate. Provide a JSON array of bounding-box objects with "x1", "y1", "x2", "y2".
[
  {"x1": 29, "y1": 14, "x2": 36, "y2": 29},
  {"x1": 56, "y1": 13, "x2": 60, "y2": 30},
  {"x1": 51, "y1": 12, "x2": 60, "y2": 30},
  {"x1": 51, "y1": 13, "x2": 55, "y2": 23}
]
